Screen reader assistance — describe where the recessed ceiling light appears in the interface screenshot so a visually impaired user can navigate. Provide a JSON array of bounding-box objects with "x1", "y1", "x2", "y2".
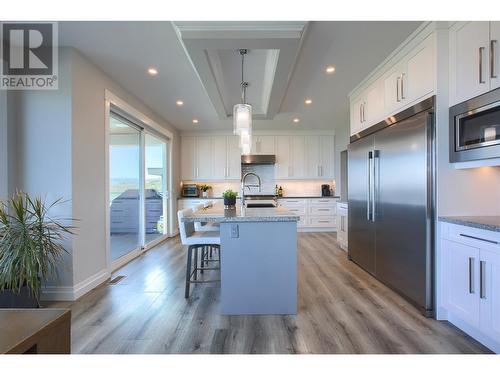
[
  {"x1": 304, "y1": 98, "x2": 312, "y2": 105},
  {"x1": 176, "y1": 100, "x2": 184, "y2": 106},
  {"x1": 293, "y1": 118, "x2": 300, "y2": 124},
  {"x1": 147, "y1": 67, "x2": 158, "y2": 76},
  {"x1": 192, "y1": 119, "x2": 199, "y2": 124},
  {"x1": 325, "y1": 65, "x2": 336, "y2": 74}
]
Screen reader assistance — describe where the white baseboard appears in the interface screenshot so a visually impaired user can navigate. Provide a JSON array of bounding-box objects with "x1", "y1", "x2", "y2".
[
  {"x1": 41, "y1": 269, "x2": 110, "y2": 302},
  {"x1": 73, "y1": 269, "x2": 110, "y2": 300}
]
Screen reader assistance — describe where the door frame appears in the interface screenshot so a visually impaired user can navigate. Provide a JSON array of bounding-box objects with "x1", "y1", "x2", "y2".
[{"x1": 104, "y1": 90, "x2": 174, "y2": 273}]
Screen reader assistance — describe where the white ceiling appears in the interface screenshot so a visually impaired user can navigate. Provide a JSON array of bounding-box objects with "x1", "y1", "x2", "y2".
[{"x1": 59, "y1": 21, "x2": 422, "y2": 132}]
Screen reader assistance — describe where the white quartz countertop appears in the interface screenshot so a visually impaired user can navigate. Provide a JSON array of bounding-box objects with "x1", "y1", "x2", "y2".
[{"x1": 181, "y1": 203, "x2": 300, "y2": 223}]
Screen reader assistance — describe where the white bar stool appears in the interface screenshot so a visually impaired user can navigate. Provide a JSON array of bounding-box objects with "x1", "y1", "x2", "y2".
[
  {"x1": 178, "y1": 208, "x2": 221, "y2": 298},
  {"x1": 193, "y1": 203, "x2": 220, "y2": 263}
]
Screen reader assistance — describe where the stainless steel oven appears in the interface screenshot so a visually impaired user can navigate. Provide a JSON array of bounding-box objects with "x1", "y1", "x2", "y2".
[{"x1": 450, "y1": 88, "x2": 500, "y2": 162}]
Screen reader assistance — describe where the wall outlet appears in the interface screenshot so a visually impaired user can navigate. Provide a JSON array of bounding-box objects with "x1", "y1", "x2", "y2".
[{"x1": 230, "y1": 224, "x2": 239, "y2": 238}]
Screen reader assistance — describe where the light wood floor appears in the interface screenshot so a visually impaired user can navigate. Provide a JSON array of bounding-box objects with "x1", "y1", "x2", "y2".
[{"x1": 49, "y1": 233, "x2": 491, "y2": 354}]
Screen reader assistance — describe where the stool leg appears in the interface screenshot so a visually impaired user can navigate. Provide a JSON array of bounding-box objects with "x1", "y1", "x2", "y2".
[
  {"x1": 185, "y1": 246, "x2": 193, "y2": 298},
  {"x1": 200, "y1": 246, "x2": 204, "y2": 274},
  {"x1": 194, "y1": 246, "x2": 198, "y2": 280},
  {"x1": 210, "y1": 246, "x2": 213, "y2": 259}
]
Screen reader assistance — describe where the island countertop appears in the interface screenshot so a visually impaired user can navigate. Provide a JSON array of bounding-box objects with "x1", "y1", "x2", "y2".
[{"x1": 180, "y1": 203, "x2": 300, "y2": 223}]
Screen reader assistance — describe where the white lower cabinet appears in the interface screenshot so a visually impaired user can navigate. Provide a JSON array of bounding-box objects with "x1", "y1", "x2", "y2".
[
  {"x1": 336, "y1": 202, "x2": 348, "y2": 251},
  {"x1": 279, "y1": 198, "x2": 338, "y2": 231},
  {"x1": 441, "y1": 222, "x2": 500, "y2": 352}
]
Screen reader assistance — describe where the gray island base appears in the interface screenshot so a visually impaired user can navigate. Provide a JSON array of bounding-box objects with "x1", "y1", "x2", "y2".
[{"x1": 182, "y1": 204, "x2": 298, "y2": 315}]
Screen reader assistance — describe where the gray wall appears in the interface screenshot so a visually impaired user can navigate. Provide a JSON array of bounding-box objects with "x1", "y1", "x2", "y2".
[
  {"x1": 0, "y1": 91, "x2": 7, "y2": 200},
  {"x1": 13, "y1": 49, "x2": 74, "y2": 287}
]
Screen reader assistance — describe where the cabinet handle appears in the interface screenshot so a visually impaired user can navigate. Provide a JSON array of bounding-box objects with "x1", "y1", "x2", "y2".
[
  {"x1": 401, "y1": 73, "x2": 406, "y2": 99},
  {"x1": 480, "y1": 260, "x2": 486, "y2": 299},
  {"x1": 491, "y1": 40, "x2": 498, "y2": 79},
  {"x1": 362, "y1": 103, "x2": 366, "y2": 122},
  {"x1": 459, "y1": 233, "x2": 500, "y2": 244},
  {"x1": 359, "y1": 103, "x2": 363, "y2": 123},
  {"x1": 469, "y1": 257, "x2": 475, "y2": 294},
  {"x1": 196, "y1": 167, "x2": 199, "y2": 178},
  {"x1": 396, "y1": 76, "x2": 401, "y2": 102},
  {"x1": 479, "y1": 47, "x2": 486, "y2": 84}
]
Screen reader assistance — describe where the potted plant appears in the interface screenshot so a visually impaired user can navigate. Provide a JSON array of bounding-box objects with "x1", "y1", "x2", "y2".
[
  {"x1": 0, "y1": 192, "x2": 75, "y2": 308},
  {"x1": 222, "y1": 189, "x2": 238, "y2": 209},
  {"x1": 199, "y1": 184, "x2": 211, "y2": 198}
]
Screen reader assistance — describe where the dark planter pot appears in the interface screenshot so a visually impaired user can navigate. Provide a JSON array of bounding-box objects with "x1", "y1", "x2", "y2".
[
  {"x1": 0, "y1": 286, "x2": 39, "y2": 308},
  {"x1": 224, "y1": 196, "x2": 236, "y2": 208}
]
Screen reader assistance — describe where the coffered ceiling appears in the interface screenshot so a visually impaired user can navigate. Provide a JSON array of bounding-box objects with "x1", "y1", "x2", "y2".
[{"x1": 59, "y1": 21, "x2": 422, "y2": 132}]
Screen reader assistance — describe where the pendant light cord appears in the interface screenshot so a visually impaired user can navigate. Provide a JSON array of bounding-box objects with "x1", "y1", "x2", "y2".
[{"x1": 240, "y1": 49, "x2": 248, "y2": 104}]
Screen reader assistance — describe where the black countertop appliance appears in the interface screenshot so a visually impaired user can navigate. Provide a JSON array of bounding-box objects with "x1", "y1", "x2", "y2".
[{"x1": 321, "y1": 184, "x2": 331, "y2": 197}]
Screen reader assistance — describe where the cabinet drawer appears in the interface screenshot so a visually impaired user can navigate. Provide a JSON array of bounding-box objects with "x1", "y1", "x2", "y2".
[
  {"x1": 445, "y1": 223, "x2": 500, "y2": 250},
  {"x1": 284, "y1": 206, "x2": 307, "y2": 215},
  {"x1": 309, "y1": 216, "x2": 336, "y2": 227},
  {"x1": 309, "y1": 198, "x2": 337, "y2": 205},
  {"x1": 309, "y1": 205, "x2": 336, "y2": 216},
  {"x1": 279, "y1": 199, "x2": 306, "y2": 206}
]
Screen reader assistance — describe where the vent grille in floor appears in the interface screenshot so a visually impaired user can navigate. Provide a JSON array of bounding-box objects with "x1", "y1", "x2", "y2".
[{"x1": 109, "y1": 275, "x2": 126, "y2": 285}]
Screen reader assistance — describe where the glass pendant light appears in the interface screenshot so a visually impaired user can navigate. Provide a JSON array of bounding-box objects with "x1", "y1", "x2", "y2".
[{"x1": 233, "y1": 49, "x2": 252, "y2": 151}]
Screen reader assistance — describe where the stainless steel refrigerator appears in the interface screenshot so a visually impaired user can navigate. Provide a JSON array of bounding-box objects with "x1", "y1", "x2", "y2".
[{"x1": 348, "y1": 97, "x2": 435, "y2": 316}]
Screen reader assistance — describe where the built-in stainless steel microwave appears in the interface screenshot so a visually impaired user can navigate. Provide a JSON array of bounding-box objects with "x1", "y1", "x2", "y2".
[
  {"x1": 450, "y1": 88, "x2": 500, "y2": 163},
  {"x1": 182, "y1": 184, "x2": 198, "y2": 197}
]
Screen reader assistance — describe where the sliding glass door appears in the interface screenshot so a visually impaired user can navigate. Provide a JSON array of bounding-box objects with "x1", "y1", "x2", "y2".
[
  {"x1": 108, "y1": 111, "x2": 170, "y2": 268},
  {"x1": 109, "y1": 115, "x2": 142, "y2": 262},
  {"x1": 145, "y1": 134, "x2": 167, "y2": 244}
]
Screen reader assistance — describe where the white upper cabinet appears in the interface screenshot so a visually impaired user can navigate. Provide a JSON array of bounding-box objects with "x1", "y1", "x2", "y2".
[
  {"x1": 195, "y1": 136, "x2": 213, "y2": 179},
  {"x1": 490, "y1": 22, "x2": 500, "y2": 91},
  {"x1": 350, "y1": 95, "x2": 364, "y2": 136},
  {"x1": 252, "y1": 135, "x2": 275, "y2": 155},
  {"x1": 182, "y1": 134, "x2": 334, "y2": 181},
  {"x1": 276, "y1": 136, "x2": 291, "y2": 179},
  {"x1": 406, "y1": 34, "x2": 435, "y2": 102},
  {"x1": 319, "y1": 136, "x2": 335, "y2": 178},
  {"x1": 182, "y1": 135, "x2": 241, "y2": 181},
  {"x1": 226, "y1": 136, "x2": 241, "y2": 180},
  {"x1": 212, "y1": 136, "x2": 227, "y2": 180},
  {"x1": 364, "y1": 79, "x2": 385, "y2": 124},
  {"x1": 290, "y1": 136, "x2": 306, "y2": 178},
  {"x1": 350, "y1": 27, "x2": 436, "y2": 136},
  {"x1": 383, "y1": 60, "x2": 407, "y2": 115},
  {"x1": 305, "y1": 136, "x2": 320, "y2": 178},
  {"x1": 449, "y1": 22, "x2": 491, "y2": 106},
  {"x1": 181, "y1": 136, "x2": 196, "y2": 180}
]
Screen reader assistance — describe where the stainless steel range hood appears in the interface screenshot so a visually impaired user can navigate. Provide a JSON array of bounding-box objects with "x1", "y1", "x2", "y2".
[{"x1": 241, "y1": 155, "x2": 276, "y2": 164}]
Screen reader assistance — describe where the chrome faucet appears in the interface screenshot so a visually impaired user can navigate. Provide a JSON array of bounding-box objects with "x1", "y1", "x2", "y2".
[{"x1": 241, "y1": 172, "x2": 261, "y2": 206}]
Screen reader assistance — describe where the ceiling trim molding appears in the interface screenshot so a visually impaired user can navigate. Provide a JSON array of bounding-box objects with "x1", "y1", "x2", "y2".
[{"x1": 174, "y1": 21, "x2": 308, "y2": 121}]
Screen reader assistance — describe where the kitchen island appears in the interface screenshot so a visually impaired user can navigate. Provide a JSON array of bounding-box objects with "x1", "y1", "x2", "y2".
[{"x1": 182, "y1": 203, "x2": 299, "y2": 315}]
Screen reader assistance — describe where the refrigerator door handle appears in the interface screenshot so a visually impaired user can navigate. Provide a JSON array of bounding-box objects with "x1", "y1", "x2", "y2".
[
  {"x1": 372, "y1": 150, "x2": 379, "y2": 222},
  {"x1": 367, "y1": 151, "x2": 373, "y2": 221}
]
